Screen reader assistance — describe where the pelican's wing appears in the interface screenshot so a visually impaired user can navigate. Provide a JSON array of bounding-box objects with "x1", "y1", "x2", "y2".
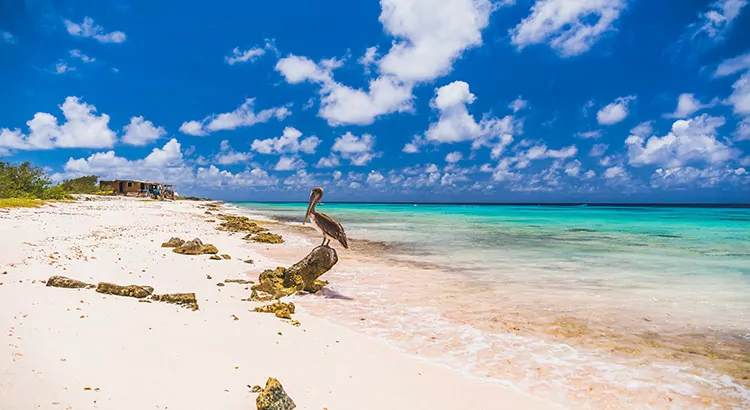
[{"x1": 315, "y1": 212, "x2": 348, "y2": 249}]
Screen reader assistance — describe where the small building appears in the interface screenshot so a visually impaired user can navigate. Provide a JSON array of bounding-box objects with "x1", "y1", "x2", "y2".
[{"x1": 100, "y1": 179, "x2": 176, "y2": 200}]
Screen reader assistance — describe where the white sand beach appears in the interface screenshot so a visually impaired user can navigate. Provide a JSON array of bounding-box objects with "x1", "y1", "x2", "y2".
[{"x1": 0, "y1": 197, "x2": 556, "y2": 410}]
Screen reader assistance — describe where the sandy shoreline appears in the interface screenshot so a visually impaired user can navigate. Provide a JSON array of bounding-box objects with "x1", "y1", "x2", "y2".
[{"x1": 0, "y1": 197, "x2": 556, "y2": 410}]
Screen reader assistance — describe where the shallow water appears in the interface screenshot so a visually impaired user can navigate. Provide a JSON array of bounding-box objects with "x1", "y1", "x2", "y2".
[{"x1": 236, "y1": 202, "x2": 750, "y2": 408}]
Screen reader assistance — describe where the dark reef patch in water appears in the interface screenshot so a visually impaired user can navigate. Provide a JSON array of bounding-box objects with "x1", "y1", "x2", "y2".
[
  {"x1": 650, "y1": 233, "x2": 683, "y2": 239},
  {"x1": 567, "y1": 228, "x2": 597, "y2": 233},
  {"x1": 720, "y1": 217, "x2": 750, "y2": 222}
]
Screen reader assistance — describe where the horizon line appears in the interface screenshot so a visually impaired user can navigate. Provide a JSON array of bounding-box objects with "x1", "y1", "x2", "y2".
[{"x1": 229, "y1": 201, "x2": 750, "y2": 208}]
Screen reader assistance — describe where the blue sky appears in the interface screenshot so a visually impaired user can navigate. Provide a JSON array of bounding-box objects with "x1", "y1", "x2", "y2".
[{"x1": 1, "y1": 0, "x2": 749, "y2": 202}]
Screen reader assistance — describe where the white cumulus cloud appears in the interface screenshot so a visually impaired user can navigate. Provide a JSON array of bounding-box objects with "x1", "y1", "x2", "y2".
[
  {"x1": 597, "y1": 95, "x2": 635, "y2": 125},
  {"x1": 276, "y1": 55, "x2": 413, "y2": 126},
  {"x1": 625, "y1": 114, "x2": 738, "y2": 168},
  {"x1": 0, "y1": 96, "x2": 116, "y2": 150},
  {"x1": 179, "y1": 98, "x2": 290, "y2": 136},
  {"x1": 511, "y1": 0, "x2": 627, "y2": 57},
  {"x1": 377, "y1": 0, "x2": 495, "y2": 82},
  {"x1": 122, "y1": 116, "x2": 166, "y2": 146},
  {"x1": 64, "y1": 17, "x2": 126, "y2": 43},
  {"x1": 331, "y1": 132, "x2": 378, "y2": 166},
  {"x1": 664, "y1": 93, "x2": 716, "y2": 119},
  {"x1": 251, "y1": 127, "x2": 321, "y2": 155},
  {"x1": 275, "y1": 156, "x2": 306, "y2": 171},
  {"x1": 509, "y1": 96, "x2": 529, "y2": 113},
  {"x1": 424, "y1": 81, "x2": 521, "y2": 147},
  {"x1": 445, "y1": 151, "x2": 463, "y2": 163}
]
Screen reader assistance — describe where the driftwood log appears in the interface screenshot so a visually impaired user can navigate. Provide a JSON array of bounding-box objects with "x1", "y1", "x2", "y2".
[{"x1": 251, "y1": 246, "x2": 338, "y2": 300}]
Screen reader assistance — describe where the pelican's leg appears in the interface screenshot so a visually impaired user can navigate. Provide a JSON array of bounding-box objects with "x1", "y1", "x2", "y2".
[
  {"x1": 325, "y1": 239, "x2": 331, "y2": 247},
  {"x1": 321, "y1": 237, "x2": 326, "y2": 247}
]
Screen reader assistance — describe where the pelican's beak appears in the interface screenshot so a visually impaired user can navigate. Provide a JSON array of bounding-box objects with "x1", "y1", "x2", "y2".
[{"x1": 303, "y1": 192, "x2": 318, "y2": 224}]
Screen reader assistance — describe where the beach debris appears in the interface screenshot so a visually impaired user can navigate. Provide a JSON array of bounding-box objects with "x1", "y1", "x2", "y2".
[
  {"x1": 250, "y1": 385, "x2": 263, "y2": 393},
  {"x1": 254, "y1": 301, "x2": 295, "y2": 319},
  {"x1": 209, "y1": 255, "x2": 223, "y2": 260},
  {"x1": 150, "y1": 293, "x2": 199, "y2": 311},
  {"x1": 138, "y1": 299, "x2": 152, "y2": 303},
  {"x1": 256, "y1": 377, "x2": 296, "y2": 410},
  {"x1": 161, "y1": 237, "x2": 185, "y2": 248},
  {"x1": 244, "y1": 259, "x2": 255, "y2": 264},
  {"x1": 250, "y1": 246, "x2": 336, "y2": 300},
  {"x1": 216, "y1": 214, "x2": 269, "y2": 233},
  {"x1": 206, "y1": 274, "x2": 213, "y2": 280},
  {"x1": 245, "y1": 232, "x2": 285, "y2": 244},
  {"x1": 224, "y1": 278, "x2": 254, "y2": 285},
  {"x1": 172, "y1": 238, "x2": 219, "y2": 255},
  {"x1": 96, "y1": 282, "x2": 154, "y2": 299},
  {"x1": 221, "y1": 254, "x2": 231, "y2": 260},
  {"x1": 231, "y1": 314, "x2": 239, "y2": 321},
  {"x1": 289, "y1": 320, "x2": 301, "y2": 327},
  {"x1": 46, "y1": 276, "x2": 95, "y2": 289},
  {"x1": 216, "y1": 282, "x2": 225, "y2": 287}
]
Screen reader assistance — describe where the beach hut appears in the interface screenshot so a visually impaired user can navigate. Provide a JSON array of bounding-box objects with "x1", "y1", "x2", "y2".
[{"x1": 99, "y1": 179, "x2": 176, "y2": 200}]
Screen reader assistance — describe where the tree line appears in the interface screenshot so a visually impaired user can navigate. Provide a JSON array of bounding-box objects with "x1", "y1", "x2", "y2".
[{"x1": 0, "y1": 159, "x2": 101, "y2": 200}]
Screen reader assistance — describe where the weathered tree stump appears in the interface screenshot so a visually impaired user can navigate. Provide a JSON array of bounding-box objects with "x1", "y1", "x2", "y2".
[{"x1": 251, "y1": 246, "x2": 338, "y2": 300}]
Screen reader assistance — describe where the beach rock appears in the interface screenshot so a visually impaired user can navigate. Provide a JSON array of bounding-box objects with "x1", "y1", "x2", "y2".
[
  {"x1": 254, "y1": 301, "x2": 295, "y2": 319},
  {"x1": 224, "y1": 279, "x2": 254, "y2": 285},
  {"x1": 217, "y1": 214, "x2": 269, "y2": 233},
  {"x1": 247, "y1": 232, "x2": 284, "y2": 244},
  {"x1": 244, "y1": 259, "x2": 255, "y2": 264},
  {"x1": 46, "y1": 276, "x2": 95, "y2": 289},
  {"x1": 250, "y1": 246, "x2": 337, "y2": 300},
  {"x1": 151, "y1": 293, "x2": 199, "y2": 311},
  {"x1": 221, "y1": 254, "x2": 231, "y2": 260},
  {"x1": 256, "y1": 377, "x2": 296, "y2": 410},
  {"x1": 250, "y1": 385, "x2": 263, "y2": 393},
  {"x1": 96, "y1": 282, "x2": 154, "y2": 298},
  {"x1": 161, "y1": 237, "x2": 185, "y2": 248},
  {"x1": 172, "y1": 238, "x2": 219, "y2": 255},
  {"x1": 209, "y1": 255, "x2": 222, "y2": 260}
]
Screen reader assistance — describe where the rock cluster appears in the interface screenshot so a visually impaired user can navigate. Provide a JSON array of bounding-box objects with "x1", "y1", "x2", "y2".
[
  {"x1": 251, "y1": 246, "x2": 336, "y2": 300},
  {"x1": 254, "y1": 301, "x2": 296, "y2": 319},
  {"x1": 47, "y1": 276, "x2": 198, "y2": 311},
  {"x1": 172, "y1": 238, "x2": 219, "y2": 255},
  {"x1": 256, "y1": 378, "x2": 296, "y2": 410}
]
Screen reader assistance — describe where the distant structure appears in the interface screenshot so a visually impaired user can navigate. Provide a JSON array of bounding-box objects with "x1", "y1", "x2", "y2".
[{"x1": 99, "y1": 179, "x2": 176, "y2": 200}]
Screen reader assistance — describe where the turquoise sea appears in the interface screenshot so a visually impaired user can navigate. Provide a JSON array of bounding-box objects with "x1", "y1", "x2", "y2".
[{"x1": 234, "y1": 202, "x2": 750, "y2": 408}]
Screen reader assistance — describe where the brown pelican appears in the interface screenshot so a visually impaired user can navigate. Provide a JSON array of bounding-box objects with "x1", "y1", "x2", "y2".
[{"x1": 303, "y1": 187, "x2": 348, "y2": 249}]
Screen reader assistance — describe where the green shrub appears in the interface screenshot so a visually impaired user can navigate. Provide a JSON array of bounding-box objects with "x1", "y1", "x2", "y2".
[
  {"x1": 0, "y1": 160, "x2": 51, "y2": 199},
  {"x1": 40, "y1": 185, "x2": 74, "y2": 200},
  {"x1": 59, "y1": 175, "x2": 99, "y2": 194}
]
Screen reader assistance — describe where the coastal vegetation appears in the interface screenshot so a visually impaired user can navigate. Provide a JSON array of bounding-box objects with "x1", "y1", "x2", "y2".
[{"x1": 0, "y1": 158, "x2": 105, "y2": 206}]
